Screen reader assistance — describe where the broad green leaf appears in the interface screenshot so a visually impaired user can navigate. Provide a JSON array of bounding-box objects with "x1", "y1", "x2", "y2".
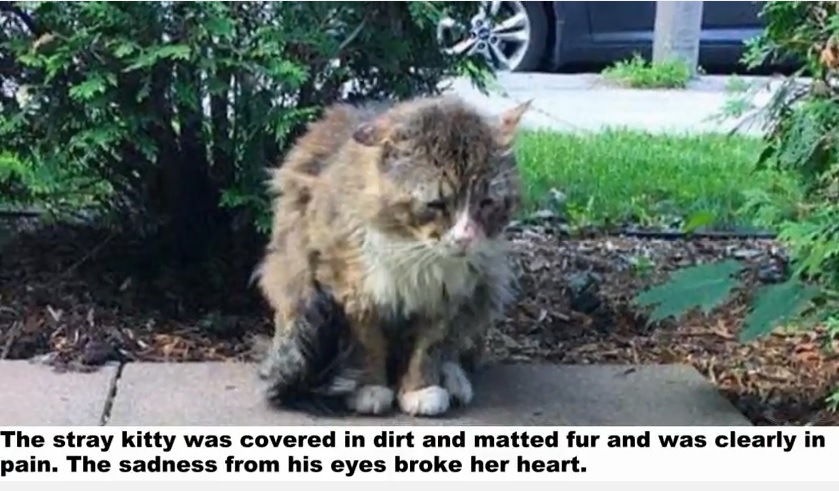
[
  {"x1": 633, "y1": 259, "x2": 745, "y2": 323},
  {"x1": 739, "y1": 279, "x2": 821, "y2": 342}
]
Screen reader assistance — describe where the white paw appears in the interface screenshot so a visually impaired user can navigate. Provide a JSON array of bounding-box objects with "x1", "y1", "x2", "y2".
[
  {"x1": 346, "y1": 385, "x2": 394, "y2": 415},
  {"x1": 441, "y1": 361, "x2": 474, "y2": 405},
  {"x1": 398, "y1": 386, "x2": 450, "y2": 416},
  {"x1": 257, "y1": 358, "x2": 273, "y2": 379}
]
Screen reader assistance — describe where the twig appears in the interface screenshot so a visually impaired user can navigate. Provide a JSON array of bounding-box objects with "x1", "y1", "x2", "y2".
[
  {"x1": 0, "y1": 209, "x2": 43, "y2": 219},
  {"x1": 337, "y1": 16, "x2": 367, "y2": 53},
  {"x1": 1, "y1": 321, "x2": 22, "y2": 359},
  {"x1": 618, "y1": 228, "x2": 778, "y2": 240},
  {"x1": 0, "y1": 306, "x2": 19, "y2": 316},
  {"x1": 59, "y1": 232, "x2": 116, "y2": 278}
]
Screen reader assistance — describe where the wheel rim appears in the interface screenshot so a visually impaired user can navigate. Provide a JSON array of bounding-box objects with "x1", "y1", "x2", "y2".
[{"x1": 437, "y1": 1, "x2": 532, "y2": 71}]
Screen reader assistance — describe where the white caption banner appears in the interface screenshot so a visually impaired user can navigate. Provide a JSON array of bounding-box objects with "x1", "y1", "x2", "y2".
[{"x1": 0, "y1": 426, "x2": 835, "y2": 481}]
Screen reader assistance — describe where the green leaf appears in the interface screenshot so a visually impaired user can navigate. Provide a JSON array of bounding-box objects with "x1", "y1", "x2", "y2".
[
  {"x1": 682, "y1": 210, "x2": 716, "y2": 234},
  {"x1": 124, "y1": 52, "x2": 157, "y2": 72},
  {"x1": 206, "y1": 16, "x2": 235, "y2": 38},
  {"x1": 739, "y1": 279, "x2": 820, "y2": 342},
  {"x1": 633, "y1": 259, "x2": 745, "y2": 323},
  {"x1": 124, "y1": 44, "x2": 192, "y2": 71},
  {"x1": 69, "y1": 75, "x2": 107, "y2": 101},
  {"x1": 265, "y1": 60, "x2": 307, "y2": 86},
  {"x1": 113, "y1": 41, "x2": 138, "y2": 59},
  {"x1": 155, "y1": 44, "x2": 192, "y2": 61},
  {"x1": 755, "y1": 144, "x2": 776, "y2": 169}
]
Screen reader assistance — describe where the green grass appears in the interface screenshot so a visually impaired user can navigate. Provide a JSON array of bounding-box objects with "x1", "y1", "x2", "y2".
[
  {"x1": 515, "y1": 129, "x2": 802, "y2": 231},
  {"x1": 724, "y1": 74, "x2": 752, "y2": 94},
  {"x1": 601, "y1": 54, "x2": 693, "y2": 89}
]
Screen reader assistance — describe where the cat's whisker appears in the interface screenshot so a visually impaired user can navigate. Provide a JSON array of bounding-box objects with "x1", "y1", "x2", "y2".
[
  {"x1": 488, "y1": 170, "x2": 519, "y2": 187},
  {"x1": 366, "y1": 246, "x2": 429, "y2": 275},
  {"x1": 416, "y1": 248, "x2": 444, "y2": 271},
  {"x1": 364, "y1": 241, "x2": 427, "y2": 257},
  {"x1": 391, "y1": 248, "x2": 439, "y2": 285},
  {"x1": 491, "y1": 166, "x2": 518, "y2": 179}
]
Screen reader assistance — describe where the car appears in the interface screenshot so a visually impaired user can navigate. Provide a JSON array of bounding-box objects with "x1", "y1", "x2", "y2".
[{"x1": 436, "y1": 1, "x2": 767, "y2": 73}]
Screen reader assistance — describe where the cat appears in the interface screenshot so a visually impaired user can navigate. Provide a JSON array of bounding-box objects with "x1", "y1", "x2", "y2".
[{"x1": 253, "y1": 95, "x2": 530, "y2": 417}]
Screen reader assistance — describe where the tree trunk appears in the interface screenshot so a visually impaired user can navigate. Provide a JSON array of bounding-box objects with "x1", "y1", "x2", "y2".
[
  {"x1": 210, "y1": 71, "x2": 233, "y2": 187},
  {"x1": 161, "y1": 3, "x2": 222, "y2": 267},
  {"x1": 653, "y1": 1, "x2": 704, "y2": 78}
]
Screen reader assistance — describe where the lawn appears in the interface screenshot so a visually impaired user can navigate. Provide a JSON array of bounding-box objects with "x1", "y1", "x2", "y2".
[{"x1": 515, "y1": 129, "x2": 802, "y2": 232}]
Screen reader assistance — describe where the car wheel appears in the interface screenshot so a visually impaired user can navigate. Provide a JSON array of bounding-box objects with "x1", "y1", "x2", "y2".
[{"x1": 437, "y1": 1, "x2": 549, "y2": 72}]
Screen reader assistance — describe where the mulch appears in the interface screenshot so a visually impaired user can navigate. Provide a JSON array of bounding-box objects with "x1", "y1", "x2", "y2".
[{"x1": 0, "y1": 221, "x2": 837, "y2": 425}]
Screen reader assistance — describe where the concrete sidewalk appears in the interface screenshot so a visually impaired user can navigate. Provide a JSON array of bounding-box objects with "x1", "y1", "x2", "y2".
[
  {"x1": 0, "y1": 360, "x2": 751, "y2": 426},
  {"x1": 447, "y1": 73, "x2": 785, "y2": 135}
]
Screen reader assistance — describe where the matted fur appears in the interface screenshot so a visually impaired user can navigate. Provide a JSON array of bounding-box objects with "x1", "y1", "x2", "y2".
[{"x1": 254, "y1": 95, "x2": 530, "y2": 416}]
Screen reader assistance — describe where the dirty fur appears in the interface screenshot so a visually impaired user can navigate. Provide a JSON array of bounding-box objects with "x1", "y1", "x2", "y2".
[
  {"x1": 253, "y1": 284, "x2": 360, "y2": 414},
  {"x1": 253, "y1": 95, "x2": 530, "y2": 416}
]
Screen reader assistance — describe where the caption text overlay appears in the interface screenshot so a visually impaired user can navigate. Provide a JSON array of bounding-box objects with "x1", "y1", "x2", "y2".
[{"x1": 0, "y1": 426, "x2": 833, "y2": 481}]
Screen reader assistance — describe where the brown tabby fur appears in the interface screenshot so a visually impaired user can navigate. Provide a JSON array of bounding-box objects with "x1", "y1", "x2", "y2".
[{"x1": 254, "y1": 95, "x2": 530, "y2": 417}]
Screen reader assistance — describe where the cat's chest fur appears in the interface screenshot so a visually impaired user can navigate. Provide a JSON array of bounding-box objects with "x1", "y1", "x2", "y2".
[{"x1": 359, "y1": 229, "x2": 502, "y2": 320}]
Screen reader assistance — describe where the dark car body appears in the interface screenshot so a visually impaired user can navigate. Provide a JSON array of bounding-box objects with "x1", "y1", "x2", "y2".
[{"x1": 543, "y1": 1, "x2": 766, "y2": 71}]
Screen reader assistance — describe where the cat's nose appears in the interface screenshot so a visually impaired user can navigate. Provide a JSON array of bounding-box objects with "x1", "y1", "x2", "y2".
[
  {"x1": 447, "y1": 211, "x2": 484, "y2": 255},
  {"x1": 451, "y1": 213, "x2": 481, "y2": 241},
  {"x1": 449, "y1": 227, "x2": 477, "y2": 252}
]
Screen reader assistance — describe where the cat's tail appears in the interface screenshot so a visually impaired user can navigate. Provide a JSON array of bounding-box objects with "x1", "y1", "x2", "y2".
[{"x1": 254, "y1": 285, "x2": 362, "y2": 415}]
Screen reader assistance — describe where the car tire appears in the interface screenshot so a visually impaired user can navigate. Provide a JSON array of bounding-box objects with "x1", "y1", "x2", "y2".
[{"x1": 508, "y1": 2, "x2": 550, "y2": 72}]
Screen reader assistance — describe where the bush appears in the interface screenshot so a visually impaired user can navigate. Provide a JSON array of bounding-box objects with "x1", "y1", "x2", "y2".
[
  {"x1": 632, "y1": 1, "x2": 839, "y2": 404},
  {"x1": 0, "y1": 1, "x2": 490, "y2": 263}
]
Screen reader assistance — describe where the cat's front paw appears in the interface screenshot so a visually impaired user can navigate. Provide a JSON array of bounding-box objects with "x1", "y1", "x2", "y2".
[
  {"x1": 441, "y1": 361, "x2": 474, "y2": 405},
  {"x1": 346, "y1": 385, "x2": 394, "y2": 415},
  {"x1": 398, "y1": 386, "x2": 450, "y2": 417}
]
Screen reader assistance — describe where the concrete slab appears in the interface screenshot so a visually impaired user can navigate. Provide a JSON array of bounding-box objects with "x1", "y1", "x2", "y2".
[
  {"x1": 107, "y1": 362, "x2": 751, "y2": 426},
  {"x1": 0, "y1": 360, "x2": 118, "y2": 425}
]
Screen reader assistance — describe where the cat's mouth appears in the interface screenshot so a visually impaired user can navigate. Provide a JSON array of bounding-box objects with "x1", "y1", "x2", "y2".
[
  {"x1": 435, "y1": 238, "x2": 490, "y2": 260},
  {"x1": 444, "y1": 247, "x2": 469, "y2": 259}
]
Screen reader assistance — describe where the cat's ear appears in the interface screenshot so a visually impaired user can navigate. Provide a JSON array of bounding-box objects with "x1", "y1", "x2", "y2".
[
  {"x1": 497, "y1": 99, "x2": 532, "y2": 147},
  {"x1": 352, "y1": 122, "x2": 383, "y2": 147},
  {"x1": 352, "y1": 117, "x2": 396, "y2": 147}
]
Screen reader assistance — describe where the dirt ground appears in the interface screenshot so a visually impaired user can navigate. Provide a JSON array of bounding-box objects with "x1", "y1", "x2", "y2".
[{"x1": 1, "y1": 222, "x2": 837, "y2": 425}]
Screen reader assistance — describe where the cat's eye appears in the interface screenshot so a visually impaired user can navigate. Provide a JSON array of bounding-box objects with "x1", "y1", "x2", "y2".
[
  {"x1": 479, "y1": 198, "x2": 494, "y2": 209},
  {"x1": 425, "y1": 200, "x2": 447, "y2": 212}
]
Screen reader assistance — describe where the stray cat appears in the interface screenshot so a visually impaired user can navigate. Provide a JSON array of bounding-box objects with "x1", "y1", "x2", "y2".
[{"x1": 253, "y1": 95, "x2": 530, "y2": 417}]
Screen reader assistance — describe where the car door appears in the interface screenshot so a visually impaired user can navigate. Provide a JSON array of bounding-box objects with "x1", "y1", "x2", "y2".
[
  {"x1": 586, "y1": 1, "x2": 658, "y2": 44},
  {"x1": 701, "y1": 1, "x2": 764, "y2": 45},
  {"x1": 585, "y1": 1, "x2": 764, "y2": 45}
]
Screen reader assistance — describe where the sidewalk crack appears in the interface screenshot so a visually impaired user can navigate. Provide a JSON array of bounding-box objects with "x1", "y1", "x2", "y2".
[{"x1": 99, "y1": 361, "x2": 125, "y2": 426}]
